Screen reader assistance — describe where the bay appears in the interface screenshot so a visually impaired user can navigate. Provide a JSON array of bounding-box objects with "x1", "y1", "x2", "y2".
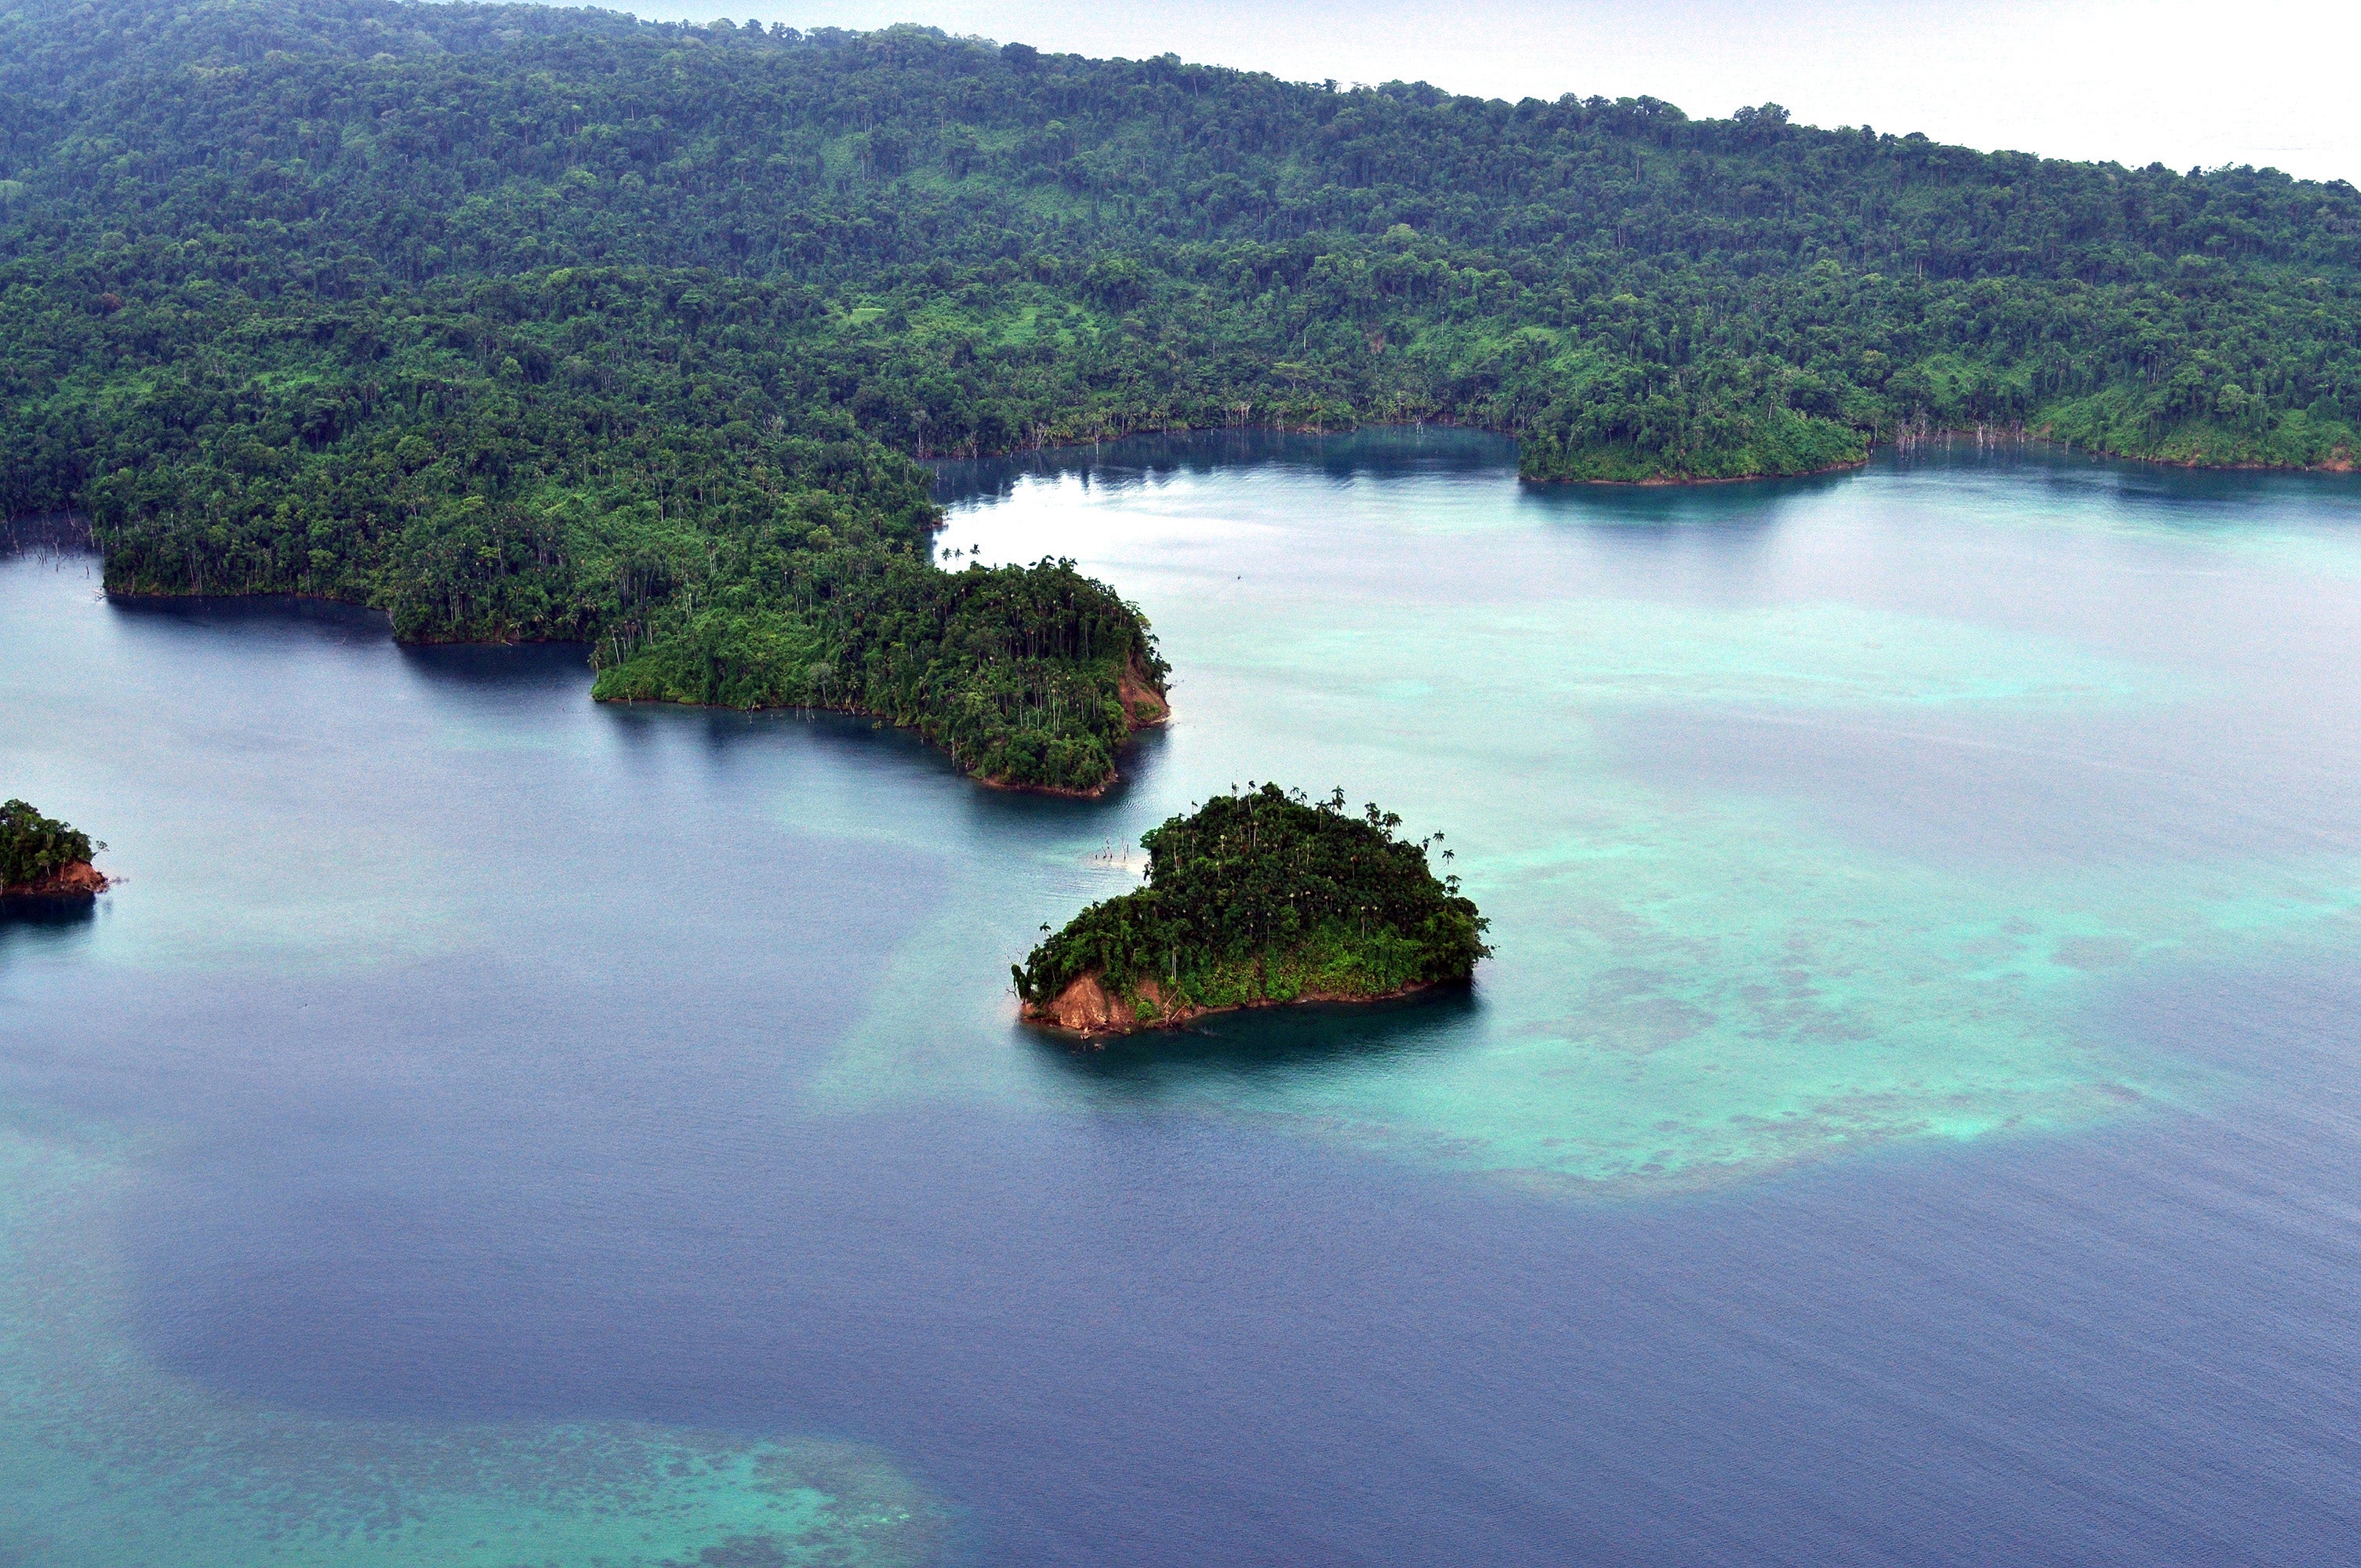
[{"x1": 3, "y1": 433, "x2": 2359, "y2": 1564}]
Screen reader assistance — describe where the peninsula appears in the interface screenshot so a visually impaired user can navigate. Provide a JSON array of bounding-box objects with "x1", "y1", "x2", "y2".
[
  {"x1": 0, "y1": 800, "x2": 107, "y2": 897},
  {"x1": 1015, "y1": 786, "x2": 1489, "y2": 1038},
  {"x1": 585, "y1": 556, "x2": 1171, "y2": 795}
]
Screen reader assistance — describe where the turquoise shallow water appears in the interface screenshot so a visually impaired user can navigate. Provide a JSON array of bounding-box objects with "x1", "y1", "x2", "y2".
[
  {"x1": 881, "y1": 435, "x2": 2361, "y2": 1188},
  {"x1": 5, "y1": 436, "x2": 2361, "y2": 1563}
]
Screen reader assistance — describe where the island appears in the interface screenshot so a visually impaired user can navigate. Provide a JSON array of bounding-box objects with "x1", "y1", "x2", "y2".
[
  {"x1": 1015, "y1": 785, "x2": 1489, "y2": 1038},
  {"x1": 0, "y1": 800, "x2": 108, "y2": 897}
]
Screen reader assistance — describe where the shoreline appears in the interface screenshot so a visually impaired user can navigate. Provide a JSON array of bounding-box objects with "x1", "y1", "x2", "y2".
[
  {"x1": 1545, "y1": 456, "x2": 1870, "y2": 488},
  {"x1": 1022, "y1": 972, "x2": 1447, "y2": 1042},
  {"x1": 957, "y1": 419, "x2": 2359, "y2": 487},
  {"x1": 0, "y1": 861, "x2": 109, "y2": 898},
  {"x1": 974, "y1": 770, "x2": 1116, "y2": 802},
  {"x1": 597, "y1": 667, "x2": 1170, "y2": 800}
]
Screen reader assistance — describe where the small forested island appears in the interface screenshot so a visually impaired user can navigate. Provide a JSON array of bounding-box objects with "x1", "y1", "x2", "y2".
[
  {"x1": 4, "y1": 0, "x2": 2360, "y2": 785},
  {"x1": 0, "y1": 800, "x2": 108, "y2": 896},
  {"x1": 1015, "y1": 785, "x2": 1489, "y2": 1037},
  {"x1": 589, "y1": 553, "x2": 1170, "y2": 793}
]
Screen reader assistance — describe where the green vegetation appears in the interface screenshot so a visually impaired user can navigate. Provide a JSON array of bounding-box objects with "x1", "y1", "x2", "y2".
[
  {"x1": 0, "y1": 800, "x2": 100, "y2": 889},
  {"x1": 1014, "y1": 786, "x2": 1488, "y2": 1031},
  {"x1": 2, "y1": 2, "x2": 2358, "y2": 780}
]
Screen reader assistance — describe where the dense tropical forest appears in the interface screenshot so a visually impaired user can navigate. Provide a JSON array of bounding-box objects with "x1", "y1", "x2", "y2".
[
  {"x1": 1014, "y1": 786, "x2": 1489, "y2": 1033},
  {"x1": 2, "y1": 0, "x2": 2357, "y2": 775},
  {"x1": 0, "y1": 799, "x2": 103, "y2": 892}
]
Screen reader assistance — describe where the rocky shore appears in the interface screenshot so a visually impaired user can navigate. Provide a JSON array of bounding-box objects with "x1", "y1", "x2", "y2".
[{"x1": 1, "y1": 860, "x2": 108, "y2": 898}]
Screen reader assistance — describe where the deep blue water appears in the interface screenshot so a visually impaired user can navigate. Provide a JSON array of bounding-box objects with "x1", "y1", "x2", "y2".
[{"x1": 5, "y1": 434, "x2": 2361, "y2": 1564}]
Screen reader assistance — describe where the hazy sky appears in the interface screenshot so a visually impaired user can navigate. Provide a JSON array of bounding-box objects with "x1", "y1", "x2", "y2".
[{"x1": 619, "y1": 0, "x2": 2359, "y2": 183}]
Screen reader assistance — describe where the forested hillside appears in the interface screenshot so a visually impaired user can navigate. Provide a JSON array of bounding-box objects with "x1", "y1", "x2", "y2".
[{"x1": 2, "y1": 0, "x2": 2356, "y2": 768}]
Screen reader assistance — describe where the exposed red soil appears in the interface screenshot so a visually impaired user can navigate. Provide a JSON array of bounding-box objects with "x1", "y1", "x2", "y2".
[
  {"x1": 1, "y1": 860, "x2": 108, "y2": 897},
  {"x1": 1117, "y1": 653, "x2": 1171, "y2": 729},
  {"x1": 1022, "y1": 969, "x2": 1440, "y2": 1043}
]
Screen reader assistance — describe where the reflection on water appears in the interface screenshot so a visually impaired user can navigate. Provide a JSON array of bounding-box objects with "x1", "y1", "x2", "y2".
[
  {"x1": 399, "y1": 639, "x2": 597, "y2": 690},
  {"x1": 107, "y1": 586, "x2": 394, "y2": 644},
  {"x1": 0, "y1": 895, "x2": 100, "y2": 931},
  {"x1": 0, "y1": 894, "x2": 100, "y2": 971},
  {"x1": 932, "y1": 423, "x2": 1519, "y2": 507}
]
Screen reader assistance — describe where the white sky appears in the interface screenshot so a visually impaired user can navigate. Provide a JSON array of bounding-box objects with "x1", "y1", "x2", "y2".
[{"x1": 619, "y1": 0, "x2": 2361, "y2": 183}]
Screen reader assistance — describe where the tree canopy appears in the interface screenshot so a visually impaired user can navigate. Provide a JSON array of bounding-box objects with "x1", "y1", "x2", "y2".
[
  {"x1": 1015, "y1": 785, "x2": 1489, "y2": 1028},
  {"x1": 0, "y1": 800, "x2": 100, "y2": 889},
  {"x1": 2, "y1": 0, "x2": 2356, "y2": 783}
]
